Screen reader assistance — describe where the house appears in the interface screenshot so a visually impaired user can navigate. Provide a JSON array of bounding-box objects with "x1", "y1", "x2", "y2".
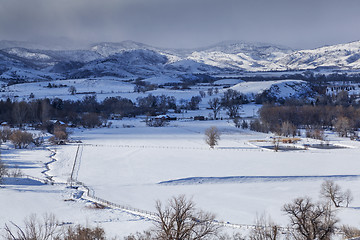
[
  {"x1": 1, "y1": 122, "x2": 9, "y2": 127},
  {"x1": 49, "y1": 120, "x2": 67, "y2": 126}
]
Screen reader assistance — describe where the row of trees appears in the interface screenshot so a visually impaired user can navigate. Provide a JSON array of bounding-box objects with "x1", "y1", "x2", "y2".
[
  {"x1": 254, "y1": 104, "x2": 360, "y2": 138},
  {"x1": 0, "y1": 88, "x2": 251, "y2": 129},
  {"x1": 0, "y1": 93, "x2": 205, "y2": 129},
  {"x1": 208, "y1": 89, "x2": 249, "y2": 119}
]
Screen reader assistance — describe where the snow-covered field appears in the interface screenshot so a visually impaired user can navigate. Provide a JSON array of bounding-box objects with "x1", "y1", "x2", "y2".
[
  {"x1": 2, "y1": 116, "x2": 360, "y2": 238},
  {"x1": 1, "y1": 78, "x2": 312, "y2": 104},
  {"x1": 1, "y1": 78, "x2": 360, "y2": 238}
]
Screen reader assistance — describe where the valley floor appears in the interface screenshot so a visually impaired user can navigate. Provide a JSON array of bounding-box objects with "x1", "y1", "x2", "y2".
[{"x1": 1, "y1": 118, "x2": 360, "y2": 238}]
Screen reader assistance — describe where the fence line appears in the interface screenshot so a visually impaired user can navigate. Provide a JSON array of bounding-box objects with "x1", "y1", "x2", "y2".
[{"x1": 77, "y1": 143, "x2": 265, "y2": 152}]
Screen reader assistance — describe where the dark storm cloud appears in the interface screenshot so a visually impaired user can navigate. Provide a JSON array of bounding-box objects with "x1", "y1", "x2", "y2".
[{"x1": 1, "y1": 0, "x2": 360, "y2": 49}]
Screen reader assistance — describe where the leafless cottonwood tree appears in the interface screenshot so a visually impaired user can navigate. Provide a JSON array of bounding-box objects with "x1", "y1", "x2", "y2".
[
  {"x1": 208, "y1": 98, "x2": 222, "y2": 120},
  {"x1": 280, "y1": 121, "x2": 297, "y2": 137},
  {"x1": 154, "y1": 195, "x2": 221, "y2": 240},
  {"x1": 249, "y1": 214, "x2": 279, "y2": 240},
  {"x1": 282, "y1": 197, "x2": 338, "y2": 240},
  {"x1": 320, "y1": 180, "x2": 353, "y2": 208},
  {"x1": 205, "y1": 126, "x2": 221, "y2": 148},
  {"x1": 333, "y1": 116, "x2": 352, "y2": 137}
]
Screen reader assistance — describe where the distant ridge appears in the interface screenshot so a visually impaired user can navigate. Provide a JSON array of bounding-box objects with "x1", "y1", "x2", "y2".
[{"x1": 1, "y1": 39, "x2": 360, "y2": 80}]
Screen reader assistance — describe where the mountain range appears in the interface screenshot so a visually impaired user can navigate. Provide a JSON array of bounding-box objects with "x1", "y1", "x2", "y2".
[{"x1": 1, "y1": 40, "x2": 360, "y2": 81}]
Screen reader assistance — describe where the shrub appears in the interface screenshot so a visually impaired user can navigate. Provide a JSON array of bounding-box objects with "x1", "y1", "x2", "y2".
[
  {"x1": 0, "y1": 127, "x2": 13, "y2": 142},
  {"x1": 9, "y1": 130, "x2": 34, "y2": 149},
  {"x1": 49, "y1": 125, "x2": 69, "y2": 145}
]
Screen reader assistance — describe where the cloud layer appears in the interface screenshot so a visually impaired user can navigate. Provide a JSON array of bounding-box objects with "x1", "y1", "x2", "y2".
[{"x1": 1, "y1": 0, "x2": 360, "y2": 49}]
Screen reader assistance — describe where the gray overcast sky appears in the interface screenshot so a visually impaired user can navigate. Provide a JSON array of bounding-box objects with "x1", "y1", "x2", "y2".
[{"x1": 1, "y1": 0, "x2": 360, "y2": 49}]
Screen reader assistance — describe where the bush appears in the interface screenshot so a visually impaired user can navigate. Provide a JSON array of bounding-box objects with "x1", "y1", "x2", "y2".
[
  {"x1": 146, "y1": 118, "x2": 168, "y2": 127},
  {"x1": 49, "y1": 125, "x2": 69, "y2": 145},
  {"x1": 9, "y1": 130, "x2": 34, "y2": 149},
  {"x1": 63, "y1": 225, "x2": 105, "y2": 240},
  {"x1": 0, "y1": 127, "x2": 12, "y2": 142}
]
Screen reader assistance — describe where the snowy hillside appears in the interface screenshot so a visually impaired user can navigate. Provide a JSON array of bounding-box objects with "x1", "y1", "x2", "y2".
[
  {"x1": 278, "y1": 40, "x2": 360, "y2": 70},
  {"x1": 230, "y1": 79, "x2": 313, "y2": 100},
  {"x1": 2, "y1": 40, "x2": 360, "y2": 80}
]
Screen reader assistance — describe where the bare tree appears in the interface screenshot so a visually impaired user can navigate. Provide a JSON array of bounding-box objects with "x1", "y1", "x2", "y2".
[
  {"x1": 343, "y1": 189, "x2": 353, "y2": 207},
  {"x1": 221, "y1": 89, "x2": 246, "y2": 119},
  {"x1": 155, "y1": 195, "x2": 221, "y2": 240},
  {"x1": 208, "y1": 98, "x2": 222, "y2": 120},
  {"x1": 333, "y1": 117, "x2": 352, "y2": 137},
  {"x1": 272, "y1": 136, "x2": 280, "y2": 152},
  {"x1": 280, "y1": 121, "x2": 297, "y2": 137},
  {"x1": 249, "y1": 214, "x2": 279, "y2": 240},
  {"x1": 0, "y1": 127, "x2": 13, "y2": 142},
  {"x1": 205, "y1": 126, "x2": 221, "y2": 148},
  {"x1": 0, "y1": 159, "x2": 7, "y2": 183},
  {"x1": 4, "y1": 213, "x2": 107, "y2": 240},
  {"x1": 282, "y1": 197, "x2": 338, "y2": 240},
  {"x1": 68, "y1": 86, "x2": 77, "y2": 95},
  {"x1": 340, "y1": 225, "x2": 360, "y2": 239},
  {"x1": 4, "y1": 213, "x2": 60, "y2": 240},
  {"x1": 320, "y1": 180, "x2": 353, "y2": 208}
]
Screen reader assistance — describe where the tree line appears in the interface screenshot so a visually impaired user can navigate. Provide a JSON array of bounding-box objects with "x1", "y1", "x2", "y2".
[
  {"x1": 253, "y1": 104, "x2": 360, "y2": 138},
  {"x1": 0, "y1": 94, "x2": 205, "y2": 129}
]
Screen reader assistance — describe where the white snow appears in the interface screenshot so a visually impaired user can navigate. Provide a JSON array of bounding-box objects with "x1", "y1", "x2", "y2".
[
  {"x1": 2, "y1": 118, "x2": 357, "y2": 238},
  {"x1": 229, "y1": 79, "x2": 310, "y2": 100}
]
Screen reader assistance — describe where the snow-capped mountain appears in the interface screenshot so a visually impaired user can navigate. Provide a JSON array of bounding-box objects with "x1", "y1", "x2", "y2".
[
  {"x1": 277, "y1": 40, "x2": 360, "y2": 70},
  {"x1": 1, "y1": 40, "x2": 360, "y2": 81}
]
